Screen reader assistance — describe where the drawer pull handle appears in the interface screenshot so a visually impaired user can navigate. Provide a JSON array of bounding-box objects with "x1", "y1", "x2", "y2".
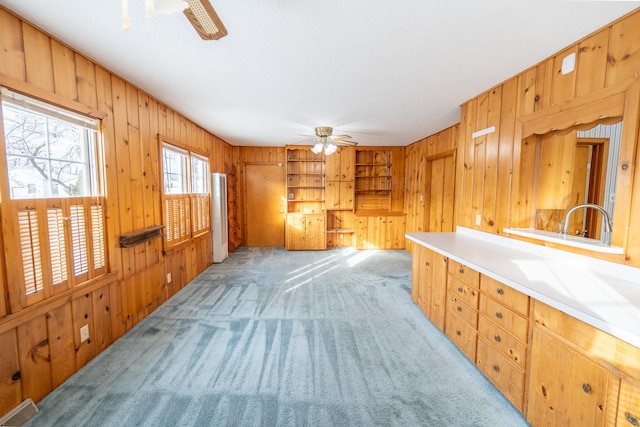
[
  {"x1": 626, "y1": 412, "x2": 639, "y2": 426},
  {"x1": 457, "y1": 287, "x2": 463, "y2": 292},
  {"x1": 457, "y1": 306, "x2": 462, "y2": 312},
  {"x1": 496, "y1": 288, "x2": 504, "y2": 295},
  {"x1": 456, "y1": 330, "x2": 461, "y2": 336},
  {"x1": 492, "y1": 364, "x2": 500, "y2": 372},
  {"x1": 494, "y1": 335, "x2": 501, "y2": 343},
  {"x1": 459, "y1": 268, "x2": 464, "y2": 274},
  {"x1": 495, "y1": 312, "x2": 503, "y2": 319},
  {"x1": 582, "y1": 383, "x2": 592, "y2": 393}
]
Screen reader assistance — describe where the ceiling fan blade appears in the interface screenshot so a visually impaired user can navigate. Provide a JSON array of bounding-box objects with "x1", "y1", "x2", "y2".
[
  {"x1": 184, "y1": 0, "x2": 227, "y2": 40},
  {"x1": 332, "y1": 135, "x2": 352, "y2": 139},
  {"x1": 332, "y1": 138, "x2": 358, "y2": 146}
]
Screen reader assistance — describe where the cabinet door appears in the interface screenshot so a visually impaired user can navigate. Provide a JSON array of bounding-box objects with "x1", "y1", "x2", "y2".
[
  {"x1": 325, "y1": 181, "x2": 340, "y2": 209},
  {"x1": 430, "y1": 253, "x2": 448, "y2": 332},
  {"x1": 338, "y1": 181, "x2": 354, "y2": 209},
  {"x1": 286, "y1": 214, "x2": 306, "y2": 250},
  {"x1": 528, "y1": 329, "x2": 611, "y2": 427},
  {"x1": 304, "y1": 214, "x2": 326, "y2": 250},
  {"x1": 617, "y1": 379, "x2": 640, "y2": 427}
]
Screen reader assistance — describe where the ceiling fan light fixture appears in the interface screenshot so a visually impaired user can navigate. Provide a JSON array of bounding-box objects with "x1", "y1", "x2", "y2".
[
  {"x1": 184, "y1": 0, "x2": 228, "y2": 40},
  {"x1": 324, "y1": 143, "x2": 338, "y2": 155},
  {"x1": 311, "y1": 143, "x2": 324, "y2": 154}
]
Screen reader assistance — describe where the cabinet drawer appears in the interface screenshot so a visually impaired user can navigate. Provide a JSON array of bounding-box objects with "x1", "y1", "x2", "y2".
[
  {"x1": 617, "y1": 379, "x2": 640, "y2": 427},
  {"x1": 445, "y1": 310, "x2": 477, "y2": 362},
  {"x1": 447, "y1": 293, "x2": 478, "y2": 329},
  {"x1": 480, "y1": 275, "x2": 529, "y2": 316},
  {"x1": 479, "y1": 294, "x2": 528, "y2": 343},
  {"x1": 448, "y1": 260, "x2": 479, "y2": 289},
  {"x1": 476, "y1": 338, "x2": 525, "y2": 411},
  {"x1": 477, "y1": 316, "x2": 527, "y2": 371},
  {"x1": 448, "y1": 276, "x2": 479, "y2": 308}
]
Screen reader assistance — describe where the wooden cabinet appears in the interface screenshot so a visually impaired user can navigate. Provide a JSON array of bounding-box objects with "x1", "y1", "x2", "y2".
[
  {"x1": 355, "y1": 149, "x2": 392, "y2": 212},
  {"x1": 528, "y1": 329, "x2": 611, "y2": 427},
  {"x1": 410, "y1": 245, "x2": 448, "y2": 331},
  {"x1": 325, "y1": 147, "x2": 355, "y2": 211},
  {"x1": 286, "y1": 148, "x2": 325, "y2": 214},
  {"x1": 355, "y1": 214, "x2": 406, "y2": 249},
  {"x1": 445, "y1": 260, "x2": 479, "y2": 361},
  {"x1": 285, "y1": 148, "x2": 326, "y2": 250},
  {"x1": 617, "y1": 380, "x2": 640, "y2": 427},
  {"x1": 286, "y1": 213, "x2": 326, "y2": 250},
  {"x1": 476, "y1": 275, "x2": 530, "y2": 411}
]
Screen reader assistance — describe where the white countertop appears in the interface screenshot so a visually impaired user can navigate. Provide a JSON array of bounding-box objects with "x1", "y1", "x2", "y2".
[{"x1": 406, "y1": 227, "x2": 640, "y2": 349}]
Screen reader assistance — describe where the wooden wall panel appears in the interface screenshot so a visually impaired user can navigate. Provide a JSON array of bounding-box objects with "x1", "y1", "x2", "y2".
[
  {"x1": 51, "y1": 40, "x2": 77, "y2": 100},
  {"x1": 0, "y1": 329, "x2": 21, "y2": 416},
  {"x1": 0, "y1": 9, "x2": 25, "y2": 82},
  {"x1": 46, "y1": 303, "x2": 76, "y2": 388},
  {"x1": 455, "y1": 9, "x2": 640, "y2": 266},
  {"x1": 575, "y1": 30, "x2": 609, "y2": 98},
  {"x1": 481, "y1": 87, "x2": 502, "y2": 234},
  {"x1": 404, "y1": 125, "x2": 458, "y2": 250},
  {"x1": 17, "y1": 315, "x2": 52, "y2": 402},
  {"x1": 606, "y1": 11, "x2": 640, "y2": 88},
  {"x1": 0, "y1": 7, "x2": 234, "y2": 409}
]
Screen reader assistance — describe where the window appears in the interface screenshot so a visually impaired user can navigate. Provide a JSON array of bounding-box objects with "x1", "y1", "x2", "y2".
[
  {"x1": 161, "y1": 140, "x2": 210, "y2": 249},
  {"x1": 0, "y1": 88, "x2": 107, "y2": 311}
]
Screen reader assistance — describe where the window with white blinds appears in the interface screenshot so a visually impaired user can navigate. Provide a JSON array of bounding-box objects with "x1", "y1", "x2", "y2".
[{"x1": 161, "y1": 141, "x2": 210, "y2": 249}]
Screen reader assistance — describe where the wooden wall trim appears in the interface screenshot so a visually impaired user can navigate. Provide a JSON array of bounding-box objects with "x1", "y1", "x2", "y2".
[{"x1": 0, "y1": 272, "x2": 118, "y2": 335}]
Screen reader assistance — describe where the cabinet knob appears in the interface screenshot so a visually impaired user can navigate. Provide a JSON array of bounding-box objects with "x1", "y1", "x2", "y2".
[
  {"x1": 625, "y1": 412, "x2": 639, "y2": 426},
  {"x1": 456, "y1": 330, "x2": 461, "y2": 336},
  {"x1": 492, "y1": 364, "x2": 500, "y2": 372},
  {"x1": 459, "y1": 267, "x2": 464, "y2": 274},
  {"x1": 457, "y1": 287, "x2": 463, "y2": 293},
  {"x1": 495, "y1": 312, "x2": 503, "y2": 319},
  {"x1": 494, "y1": 335, "x2": 501, "y2": 343},
  {"x1": 582, "y1": 383, "x2": 592, "y2": 393},
  {"x1": 457, "y1": 306, "x2": 462, "y2": 312},
  {"x1": 496, "y1": 288, "x2": 504, "y2": 295},
  {"x1": 425, "y1": 262, "x2": 430, "y2": 267}
]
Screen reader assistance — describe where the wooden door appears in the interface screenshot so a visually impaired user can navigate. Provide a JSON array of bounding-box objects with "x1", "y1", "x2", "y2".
[
  {"x1": 304, "y1": 214, "x2": 326, "y2": 250},
  {"x1": 426, "y1": 153, "x2": 455, "y2": 232},
  {"x1": 528, "y1": 329, "x2": 611, "y2": 427},
  {"x1": 245, "y1": 164, "x2": 285, "y2": 247}
]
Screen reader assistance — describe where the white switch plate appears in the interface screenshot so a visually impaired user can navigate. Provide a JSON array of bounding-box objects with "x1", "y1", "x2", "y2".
[
  {"x1": 167, "y1": 272, "x2": 172, "y2": 283},
  {"x1": 80, "y1": 324, "x2": 89, "y2": 343},
  {"x1": 475, "y1": 214, "x2": 482, "y2": 226}
]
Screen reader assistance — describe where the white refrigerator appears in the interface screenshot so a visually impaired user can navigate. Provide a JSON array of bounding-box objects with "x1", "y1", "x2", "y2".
[{"x1": 211, "y1": 173, "x2": 228, "y2": 263}]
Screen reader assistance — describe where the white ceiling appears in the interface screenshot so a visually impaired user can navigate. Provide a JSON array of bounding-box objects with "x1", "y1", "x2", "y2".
[{"x1": 1, "y1": 1, "x2": 639, "y2": 147}]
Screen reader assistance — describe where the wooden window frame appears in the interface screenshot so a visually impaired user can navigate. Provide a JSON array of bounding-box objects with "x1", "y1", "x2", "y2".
[
  {"x1": 159, "y1": 136, "x2": 210, "y2": 251},
  {"x1": 0, "y1": 90, "x2": 108, "y2": 314}
]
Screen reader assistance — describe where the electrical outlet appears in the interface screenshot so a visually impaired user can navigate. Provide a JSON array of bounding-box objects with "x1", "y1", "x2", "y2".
[
  {"x1": 167, "y1": 273, "x2": 172, "y2": 283},
  {"x1": 475, "y1": 214, "x2": 482, "y2": 226},
  {"x1": 80, "y1": 324, "x2": 89, "y2": 343},
  {"x1": 339, "y1": 233, "x2": 343, "y2": 239},
  {"x1": 419, "y1": 194, "x2": 423, "y2": 202}
]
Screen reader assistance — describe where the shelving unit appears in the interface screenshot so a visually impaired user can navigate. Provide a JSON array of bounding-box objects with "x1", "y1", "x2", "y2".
[
  {"x1": 286, "y1": 147, "x2": 326, "y2": 250},
  {"x1": 355, "y1": 149, "x2": 392, "y2": 212}
]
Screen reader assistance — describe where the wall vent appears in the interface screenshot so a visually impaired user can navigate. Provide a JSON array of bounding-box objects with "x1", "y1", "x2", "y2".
[{"x1": 0, "y1": 399, "x2": 39, "y2": 426}]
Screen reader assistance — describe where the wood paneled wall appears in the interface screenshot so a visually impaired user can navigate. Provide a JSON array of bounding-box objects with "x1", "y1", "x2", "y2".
[
  {"x1": 404, "y1": 126, "x2": 458, "y2": 251},
  {"x1": 0, "y1": 7, "x2": 233, "y2": 415},
  {"x1": 453, "y1": 9, "x2": 640, "y2": 266}
]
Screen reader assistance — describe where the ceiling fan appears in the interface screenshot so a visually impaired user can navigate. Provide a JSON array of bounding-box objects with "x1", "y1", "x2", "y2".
[
  {"x1": 301, "y1": 126, "x2": 358, "y2": 155},
  {"x1": 124, "y1": 0, "x2": 227, "y2": 40}
]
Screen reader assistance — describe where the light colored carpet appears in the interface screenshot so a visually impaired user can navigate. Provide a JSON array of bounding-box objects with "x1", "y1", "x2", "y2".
[{"x1": 26, "y1": 247, "x2": 530, "y2": 426}]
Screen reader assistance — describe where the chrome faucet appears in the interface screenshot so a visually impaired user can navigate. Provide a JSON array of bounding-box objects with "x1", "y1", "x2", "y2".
[{"x1": 559, "y1": 203, "x2": 613, "y2": 245}]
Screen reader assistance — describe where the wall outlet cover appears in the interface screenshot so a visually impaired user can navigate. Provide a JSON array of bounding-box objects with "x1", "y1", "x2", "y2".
[{"x1": 80, "y1": 324, "x2": 89, "y2": 343}]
